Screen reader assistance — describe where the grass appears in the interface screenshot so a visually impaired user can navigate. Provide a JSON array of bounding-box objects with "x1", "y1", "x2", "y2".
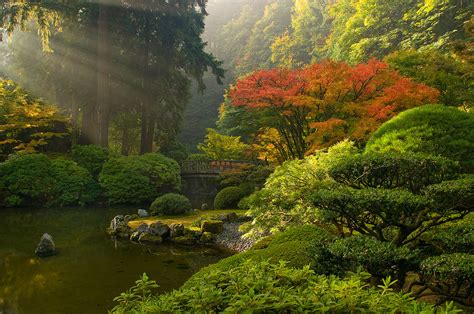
[{"x1": 128, "y1": 209, "x2": 246, "y2": 229}]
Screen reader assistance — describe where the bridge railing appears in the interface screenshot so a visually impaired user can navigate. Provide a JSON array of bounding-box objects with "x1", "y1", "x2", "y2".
[{"x1": 180, "y1": 160, "x2": 265, "y2": 175}]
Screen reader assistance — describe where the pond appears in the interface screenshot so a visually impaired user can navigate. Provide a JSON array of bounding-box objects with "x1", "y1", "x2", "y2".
[{"x1": 0, "y1": 207, "x2": 231, "y2": 314}]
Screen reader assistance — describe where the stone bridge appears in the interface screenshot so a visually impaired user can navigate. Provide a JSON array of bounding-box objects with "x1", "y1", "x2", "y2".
[{"x1": 180, "y1": 160, "x2": 264, "y2": 209}]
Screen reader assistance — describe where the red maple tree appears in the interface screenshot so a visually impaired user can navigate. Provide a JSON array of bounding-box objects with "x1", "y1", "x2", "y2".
[{"x1": 228, "y1": 59, "x2": 439, "y2": 160}]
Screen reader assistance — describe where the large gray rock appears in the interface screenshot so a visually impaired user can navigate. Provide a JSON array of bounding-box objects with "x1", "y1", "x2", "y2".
[
  {"x1": 149, "y1": 222, "x2": 170, "y2": 237},
  {"x1": 170, "y1": 223, "x2": 185, "y2": 237},
  {"x1": 138, "y1": 232, "x2": 163, "y2": 244},
  {"x1": 201, "y1": 220, "x2": 224, "y2": 234},
  {"x1": 136, "y1": 223, "x2": 149, "y2": 234},
  {"x1": 138, "y1": 209, "x2": 149, "y2": 218},
  {"x1": 109, "y1": 215, "x2": 132, "y2": 238},
  {"x1": 35, "y1": 233, "x2": 56, "y2": 257}
]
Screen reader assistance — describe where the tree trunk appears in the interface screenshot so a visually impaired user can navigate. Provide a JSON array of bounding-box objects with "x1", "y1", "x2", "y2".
[
  {"x1": 96, "y1": 0, "x2": 111, "y2": 147},
  {"x1": 139, "y1": 10, "x2": 154, "y2": 155},
  {"x1": 78, "y1": 104, "x2": 99, "y2": 145}
]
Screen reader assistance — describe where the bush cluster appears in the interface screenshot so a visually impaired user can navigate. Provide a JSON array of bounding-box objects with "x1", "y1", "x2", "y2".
[
  {"x1": 99, "y1": 153, "x2": 180, "y2": 204},
  {"x1": 71, "y1": 144, "x2": 109, "y2": 178},
  {"x1": 112, "y1": 260, "x2": 456, "y2": 313},
  {"x1": 214, "y1": 186, "x2": 245, "y2": 209},
  {"x1": 0, "y1": 154, "x2": 99, "y2": 207},
  {"x1": 150, "y1": 193, "x2": 192, "y2": 216},
  {"x1": 244, "y1": 140, "x2": 357, "y2": 237},
  {"x1": 366, "y1": 105, "x2": 474, "y2": 172}
]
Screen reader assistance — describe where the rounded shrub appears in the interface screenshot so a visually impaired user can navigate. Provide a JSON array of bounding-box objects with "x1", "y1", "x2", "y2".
[
  {"x1": 327, "y1": 235, "x2": 419, "y2": 279},
  {"x1": 0, "y1": 153, "x2": 56, "y2": 207},
  {"x1": 366, "y1": 105, "x2": 474, "y2": 172},
  {"x1": 214, "y1": 186, "x2": 245, "y2": 209},
  {"x1": 51, "y1": 158, "x2": 101, "y2": 206},
  {"x1": 71, "y1": 145, "x2": 109, "y2": 178},
  {"x1": 0, "y1": 154, "x2": 100, "y2": 207},
  {"x1": 150, "y1": 193, "x2": 192, "y2": 216},
  {"x1": 99, "y1": 153, "x2": 180, "y2": 205}
]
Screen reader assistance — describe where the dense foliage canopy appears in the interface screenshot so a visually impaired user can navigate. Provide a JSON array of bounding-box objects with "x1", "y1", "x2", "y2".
[
  {"x1": 226, "y1": 59, "x2": 438, "y2": 161},
  {"x1": 366, "y1": 105, "x2": 474, "y2": 172}
]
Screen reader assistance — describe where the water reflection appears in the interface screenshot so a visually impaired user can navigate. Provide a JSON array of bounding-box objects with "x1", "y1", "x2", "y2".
[{"x1": 0, "y1": 207, "x2": 230, "y2": 314}]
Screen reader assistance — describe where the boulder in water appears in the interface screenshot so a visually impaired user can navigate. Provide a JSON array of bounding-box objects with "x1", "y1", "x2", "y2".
[
  {"x1": 108, "y1": 215, "x2": 132, "y2": 238},
  {"x1": 136, "y1": 223, "x2": 149, "y2": 234},
  {"x1": 200, "y1": 232, "x2": 214, "y2": 243},
  {"x1": 149, "y1": 222, "x2": 170, "y2": 238},
  {"x1": 138, "y1": 232, "x2": 163, "y2": 244},
  {"x1": 170, "y1": 223, "x2": 185, "y2": 237},
  {"x1": 35, "y1": 233, "x2": 56, "y2": 257}
]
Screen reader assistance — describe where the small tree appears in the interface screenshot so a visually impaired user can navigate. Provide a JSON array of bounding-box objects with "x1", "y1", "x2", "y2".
[
  {"x1": 0, "y1": 80, "x2": 70, "y2": 159},
  {"x1": 311, "y1": 153, "x2": 473, "y2": 246},
  {"x1": 198, "y1": 128, "x2": 250, "y2": 160}
]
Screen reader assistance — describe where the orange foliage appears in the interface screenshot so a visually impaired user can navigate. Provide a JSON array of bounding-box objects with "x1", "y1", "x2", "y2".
[{"x1": 228, "y1": 59, "x2": 439, "y2": 157}]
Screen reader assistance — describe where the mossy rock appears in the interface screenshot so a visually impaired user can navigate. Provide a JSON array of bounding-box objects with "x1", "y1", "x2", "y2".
[
  {"x1": 200, "y1": 232, "x2": 214, "y2": 243},
  {"x1": 172, "y1": 235, "x2": 198, "y2": 245},
  {"x1": 185, "y1": 227, "x2": 203, "y2": 238},
  {"x1": 201, "y1": 220, "x2": 224, "y2": 234},
  {"x1": 138, "y1": 232, "x2": 163, "y2": 244}
]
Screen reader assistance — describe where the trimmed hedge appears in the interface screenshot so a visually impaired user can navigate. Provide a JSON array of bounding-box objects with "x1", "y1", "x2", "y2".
[
  {"x1": 327, "y1": 235, "x2": 419, "y2": 279},
  {"x1": 150, "y1": 193, "x2": 192, "y2": 216},
  {"x1": 99, "y1": 153, "x2": 180, "y2": 205},
  {"x1": 424, "y1": 214, "x2": 474, "y2": 253},
  {"x1": 214, "y1": 186, "x2": 245, "y2": 209},
  {"x1": 0, "y1": 154, "x2": 56, "y2": 207},
  {"x1": 0, "y1": 154, "x2": 99, "y2": 207},
  {"x1": 366, "y1": 105, "x2": 474, "y2": 172},
  {"x1": 50, "y1": 158, "x2": 100, "y2": 206},
  {"x1": 71, "y1": 145, "x2": 109, "y2": 178},
  {"x1": 329, "y1": 152, "x2": 460, "y2": 193},
  {"x1": 421, "y1": 253, "x2": 474, "y2": 283}
]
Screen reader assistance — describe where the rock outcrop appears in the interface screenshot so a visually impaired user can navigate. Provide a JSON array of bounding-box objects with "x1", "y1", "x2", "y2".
[
  {"x1": 108, "y1": 215, "x2": 132, "y2": 238},
  {"x1": 35, "y1": 233, "x2": 56, "y2": 257}
]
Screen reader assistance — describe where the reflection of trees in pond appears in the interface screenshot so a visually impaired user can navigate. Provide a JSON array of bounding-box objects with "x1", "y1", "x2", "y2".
[
  {"x1": 0, "y1": 252, "x2": 60, "y2": 313},
  {"x1": 0, "y1": 0, "x2": 224, "y2": 154}
]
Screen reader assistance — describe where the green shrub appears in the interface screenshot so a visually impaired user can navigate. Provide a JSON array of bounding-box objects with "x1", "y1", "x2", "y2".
[
  {"x1": 423, "y1": 214, "x2": 474, "y2": 253},
  {"x1": 71, "y1": 145, "x2": 109, "y2": 178},
  {"x1": 99, "y1": 153, "x2": 180, "y2": 205},
  {"x1": 185, "y1": 153, "x2": 210, "y2": 161},
  {"x1": 312, "y1": 152, "x2": 473, "y2": 247},
  {"x1": 244, "y1": 140, "x2": 358, "y2": 238},
  {"x1": 51, "y1": 158, "x2": 101, "y2": 206},
  {"x1": 150, "y1": 193, "x2": 192, "y2": 216},
  {"x1": 160, "y1": 141, "x2": 188, "y2": 163},
  {"x1": 191, "y1": 225, "x2": 336, "y2": 282},
  {"x1": 0, "y1": 154, "x2": 56, "y2": 207},
  {"x1": 421, "y1": 253, "x2": 474, "y2": 284},
  {"x1": 218, "y1": 164, "x2": 273, "y2": 195},
  {"x1": 214, "y1": 186, "x2": 245, "y2": 209},
  {"x1": 419, "y1": 253, "x2": 474, "y2": 304},
  {"x1": 329, "y1": 152, "x2": 460, "y2": 193},
  {"x1": 366, "y1": 105, "x2": 474, "y2": 172},
  {"x1": 328, "y1": 236, "x2": 419, "y2": 279},
  {"x1": 253, "y1": 224, "x2": 336, "y2": 250},
  {"x1": 0, "y1": 154, "x2": 100, "y2": 207},
  {"x1": 112, "y1": 260, "x2": 457, "y2": 313}
]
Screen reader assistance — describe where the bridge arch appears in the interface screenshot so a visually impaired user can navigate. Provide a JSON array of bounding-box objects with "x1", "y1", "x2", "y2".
[{"x1": 179, "y1": 160, "x2": 265, "y2": 208}]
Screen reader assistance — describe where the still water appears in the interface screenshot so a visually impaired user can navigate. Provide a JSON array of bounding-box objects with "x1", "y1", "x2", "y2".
[{"x1": 0, "y1": 207, "x2": 230, "y2": 314}]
